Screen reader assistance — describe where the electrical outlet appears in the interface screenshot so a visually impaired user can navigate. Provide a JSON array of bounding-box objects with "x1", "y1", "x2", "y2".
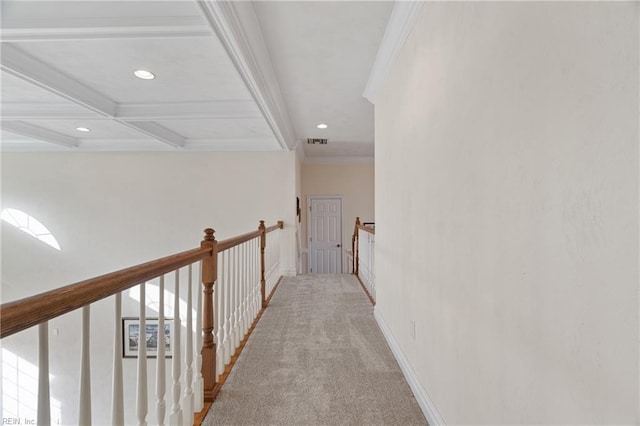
[{"x1": 410, "y1": 320, "x2": 416, "y2": 340}]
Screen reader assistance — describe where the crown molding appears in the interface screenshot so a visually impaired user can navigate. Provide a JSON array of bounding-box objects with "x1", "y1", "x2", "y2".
[
  {"x1": 183, "y1": 138, "x2": 279, "y2": 151},
  {"x1": 0, "y1": 16, "x2": 210, "y2": 42},
  {"x1": 0, "y1": 137, "x2": 279, "y2": 152},
  {"x1": 117, "y1": 101, "x2": 262, "y2": 121},
  {"x1": 363, "y1": 1, "x2": 424, "y2": 104},
  {"x1": 0, "y1": 100, "x2": 263, "y2": 121},
  {"x1": 0, "y1": 103, "x2": 103, "y2": 120},
  {"x1": 197, "y1": 0, "x2": 296, "y2": 151},
  {"x1": 303, "y1": 156, "x2": 374, "y2": 165},
  {"x1": 2, "y1": 121, "x2": 78, "y2": 148}
]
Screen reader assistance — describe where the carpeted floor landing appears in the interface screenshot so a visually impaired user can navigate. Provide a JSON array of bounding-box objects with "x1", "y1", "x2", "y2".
[{"x1": 202, "y1": 274, "x2": 428, "y2": 426}]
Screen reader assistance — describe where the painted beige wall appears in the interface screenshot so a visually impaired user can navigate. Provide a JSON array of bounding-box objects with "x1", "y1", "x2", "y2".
[
  {"x1": 375, "y1": 2, "x2": 638, "y2": 424},
  {"x1": 301, "y1": 162, "x2": 374, "y2": 272},
  {"x1": 1, "y1": 150, "x2": 298, "y2": 425}
]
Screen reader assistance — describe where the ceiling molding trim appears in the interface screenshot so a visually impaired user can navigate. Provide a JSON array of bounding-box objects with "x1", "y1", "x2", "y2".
[
  {"x1": 1, "y1": 143, "x2": 69, "y2": 152},
  {"x1": 0, "y1": 100, "x2": 263, "y2": 121},
  {"x1": 0, "y1": 103, "x2": 104, "y2": 120},
  {"x1": 120, "y1": 121, "x2": 185, "y2": 148},
  {"x1": 303, "y1": 156, "x2": 374, "y2": 165},
  {"x1": 197, "y1": 1, "x2": 296, "y2": 151},
  {"x1": 0, "y1": 16, "x2": 210, "y2": 42},
  {"x1": 362, "y1": 1, "x2": 424, "y2": 104},
  {"x1": 2, "y1": 121, "x2": 78, "y2": 148},
  {"x1": 184, "y1": 137, "x2": 280, "y2": 151},
  {"x1": 1, "y1": 44, "x2": 117, "y2": 116},
  {"x1": 117, "y1": 100, "x2": 262, "y2": 121}
]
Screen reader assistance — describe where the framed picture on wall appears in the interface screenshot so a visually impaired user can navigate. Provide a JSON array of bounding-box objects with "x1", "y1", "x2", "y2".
[{"x1": 122, "y1": 317, "x2": 173, "y2": 358}]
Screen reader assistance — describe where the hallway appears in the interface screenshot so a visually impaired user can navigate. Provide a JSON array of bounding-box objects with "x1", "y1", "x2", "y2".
[{"x1": 203, "y1": 274, "x2": 427, "y2": 425}]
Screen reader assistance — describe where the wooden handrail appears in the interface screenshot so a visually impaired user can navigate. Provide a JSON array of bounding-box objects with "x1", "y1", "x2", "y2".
[
  {"x1": 0, "y1": 246, "x2": 212, "y2": 339},
  {"x1": 265, "y1": 221, "x2": 284, "y2": 233},
  {"x1": 1, "y1": 219, "x2": 286, "y2": 422},
  {"x1": 357, "y1": 224, "x2": 375, "y2": 234},
  {"x1": 217, "y1": 221, "x2": 283, "y2": 252},
  {"x1": 1, "y1": 220, "x2": 285, "y2": 340},
  {"x1": 218, "y1": 229, "x2": 262, "y2": 252}
]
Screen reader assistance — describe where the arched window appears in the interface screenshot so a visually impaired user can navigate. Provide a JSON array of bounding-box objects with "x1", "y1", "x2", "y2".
[{"x1": 1, "y1": 208, "x2": 61, "y2": 251}]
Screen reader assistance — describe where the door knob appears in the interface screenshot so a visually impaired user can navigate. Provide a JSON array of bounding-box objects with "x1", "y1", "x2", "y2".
[{"x1": 336, "y1": 244, "x2": 341, "y2": 247}]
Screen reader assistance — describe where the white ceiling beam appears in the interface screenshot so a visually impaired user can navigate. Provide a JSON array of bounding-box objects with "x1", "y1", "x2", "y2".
[
  {"x1": 116, "y1": 101, "x2": 262, "y2": 121},
  {"x1": 197, "y1": 1, "x2": 296, "y2": 151},
  {"x1": 1, "y1": 43, "x2": 117, "y2": 116},
  {"x1": 120, "y1": 121, "x2": 184, "y2": 148},
  {"x1": 0, "y1": 16, "x2": 211, "y2": 42},
  {"x1": 0, "y1": 101, "x2": 263, "y2": 121},
  {"x1": 0, "y1": 103, "x2": 103, "y2": 120},
  {"x1": 363, "y1": 1, "x2": 424, "y2": 104},
  {"x1": 1, "y1": 45, "x2": 184, "y2": 148},
  {"x1": 2, "y1": 121, "x2": 78, "y2": 148}
]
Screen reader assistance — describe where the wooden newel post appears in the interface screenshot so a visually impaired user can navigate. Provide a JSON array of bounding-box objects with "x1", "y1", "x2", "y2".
[
  {"x1": 200, "y1": 228, "x2": 218, "y2": 402},
  {"x1": 259, "y1": 220, "x2": 267, "y2": 308},
  {"x1": 355, "y1": 217, "x2": 361, "y2": 276}
]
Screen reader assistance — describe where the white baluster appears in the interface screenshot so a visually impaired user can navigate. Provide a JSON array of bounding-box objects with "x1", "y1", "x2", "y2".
[
  {"x1": 193, "y1": 265, "x2": 204, "y2": 413},
  {"x1": 222, "y1": 249, "x2": 233, "y2": 365},
  {"x1": 251, "y1": 238, "x2": 260, "y2": 322},
  {"x1": 242, "y1": 242, "x2": 248, "y2": 334},
  {"x1": 137, "y1": 283, "x2": 148, "y2": 426},
  {"x1": 79, "y1": 305, "x2": 92, "y2": 425},
  {"x1": 234, "y1": 245, "x2": 241, "y2": 348},
  {"x1": 230, "y1": 247, "x2": 237, "y2": 350},
  {"x1": 216, "y1": 253, "x2": 225, "y2": 377},
  {"x1": 169, "y1": 270, "x2": 182, "y2": 425},
  {"x1": 156, "y1": 276, "x2": 167, "y2": 426},
  {"x1": 38, "y1": 322, "x2": 51, "y2": 426},
  {"x1": 112, "y1": 294, "x2": 124, "y2": 426},
  {"x1": 183, "y1": 265, "x2": 194, "y2": 426}
]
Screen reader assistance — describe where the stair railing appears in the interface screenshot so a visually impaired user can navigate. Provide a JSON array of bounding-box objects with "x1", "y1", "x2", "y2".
[
  {"x1": 0, "y1": 220, "x2": 284, "y2": 425},
  {"x1": 352, "y1": 217, "x2": 376, "y2": 305}
]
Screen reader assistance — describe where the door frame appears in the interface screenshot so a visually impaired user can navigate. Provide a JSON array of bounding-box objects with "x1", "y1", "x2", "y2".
[{"x1": 307, "y1": 195, "x2": 344, "y2": 274}]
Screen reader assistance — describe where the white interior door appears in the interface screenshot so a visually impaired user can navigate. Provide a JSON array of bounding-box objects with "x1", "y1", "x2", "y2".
[{"x1": 308, "y1": 197, "x2": 342, "y2": 274}]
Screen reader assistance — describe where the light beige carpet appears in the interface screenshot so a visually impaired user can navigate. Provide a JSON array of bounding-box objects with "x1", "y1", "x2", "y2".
[{"x1": 203, "y1": 274, "x2": 427, "y2": 426}]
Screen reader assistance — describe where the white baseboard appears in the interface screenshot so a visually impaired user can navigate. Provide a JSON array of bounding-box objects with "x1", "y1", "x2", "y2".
[
  {"x1": 282, "y1": 269, "x2": 297, "y2": 277},
  {"x1": 374, "y1": 309, "x2": 446, "y2": 425}
]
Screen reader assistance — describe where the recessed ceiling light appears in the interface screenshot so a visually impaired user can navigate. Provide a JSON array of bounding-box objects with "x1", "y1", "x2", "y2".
[
  {"x1": 76, "y1": 127, "x2": 91, "y2": 132},
  {"x1": 317, "y1": 123, "x2": 328, "y2": 129},
  {"x1": 134, "y1": 69, "x2": 155, "y2": 80}
]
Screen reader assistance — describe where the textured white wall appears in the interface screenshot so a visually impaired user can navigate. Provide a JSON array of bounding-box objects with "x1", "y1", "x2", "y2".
[
  {"x1": 1, "y1": 150, "x2": 297, "y2": 424},
  {"x1": 375, "y1": 2, "x2": 638, "y2": 424}
]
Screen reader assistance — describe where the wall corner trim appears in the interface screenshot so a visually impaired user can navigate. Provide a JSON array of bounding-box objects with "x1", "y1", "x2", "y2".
[
  {"x1": 362, "y1": 1, "x2": 424, "y2": 104},
  {"x1": 374, "y1": 309, "x2": 446, "y2": 425}
]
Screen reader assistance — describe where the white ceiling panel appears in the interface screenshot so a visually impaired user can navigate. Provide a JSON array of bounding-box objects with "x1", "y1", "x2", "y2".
[
  {"x1": 159, "y1": 118, "x2": 275, "y2": 140},
  {"x1": 26, "y1": 119, "x2": 155, "y2": 140},
  {"x1": 14, "y1": 37, "x2": 252, "y2": 104}
]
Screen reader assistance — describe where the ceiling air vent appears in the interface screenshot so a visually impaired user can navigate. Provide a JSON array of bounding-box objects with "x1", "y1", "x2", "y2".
[{"x1": 307, "y1": 138, "x2": 328, "y2": 145}]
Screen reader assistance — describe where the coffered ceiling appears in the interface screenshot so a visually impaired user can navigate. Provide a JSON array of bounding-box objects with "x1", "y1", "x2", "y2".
[{"x1": 0, "y1": 1, "x2": 394, "y2": 161}]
